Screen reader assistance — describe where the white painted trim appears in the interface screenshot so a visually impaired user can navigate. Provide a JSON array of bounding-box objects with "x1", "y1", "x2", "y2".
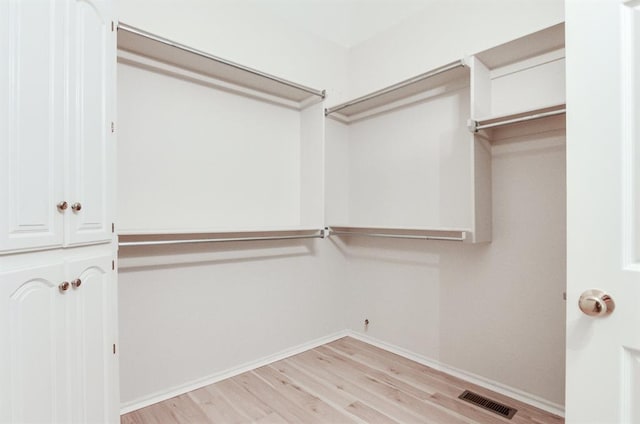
[
  {"x1": 345, "y1": 331, "x2": 565, "y2": 418},
  {"x1": 119, "y1": 330, "x2": 349, "y2": 414}
]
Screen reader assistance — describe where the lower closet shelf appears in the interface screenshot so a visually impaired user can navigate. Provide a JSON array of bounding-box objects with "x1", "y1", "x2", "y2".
[
  {"x1": 328, "y1": 226, "x2": 468, "y2": 242},
  {"x1": 118, "y1": 228, "x2": 326, "y2": 247}
]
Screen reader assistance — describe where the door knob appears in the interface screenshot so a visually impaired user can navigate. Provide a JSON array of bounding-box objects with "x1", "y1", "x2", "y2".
[
  {"x1": 59, "y1": 281, "x2": 70, "y2": 293},
  {"x1": 71, "y1": 278, "x2": 82, "y2": 289},
  {"x1": 71, "y1": 202, "x2": 82, "y2": 212},
  {"x1": 579, "y1": 289, "x2": 615, "y2": 317},
  {"x1": 57, "y1": 201, "x2": 68, "y2": 211}
]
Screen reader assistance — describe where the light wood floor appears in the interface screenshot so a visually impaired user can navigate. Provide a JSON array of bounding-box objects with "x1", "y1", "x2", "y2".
[{"x1": 121, "y1": 337, "x2": 563, "y2": 424}]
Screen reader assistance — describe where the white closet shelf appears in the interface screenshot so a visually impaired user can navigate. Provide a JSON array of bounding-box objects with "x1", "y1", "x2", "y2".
[
  {"x1": 325, "y1": 60, "x2": 469, "y2": 123},
  {"x1": 474, "y1": 23, "x2": 564, "y2": 69},
  {"x1": 117, "y1": 23, "x2": 325, "y2": 106},
  {"x1": 328, "y1": 226, "x2": 469, "y2": 242},
  {"x1": 118, "y1": 228, "x2": 326, "y2": 247},
  {"x1": 469, "y1": 103, "x2": 566, "y2": 133}
]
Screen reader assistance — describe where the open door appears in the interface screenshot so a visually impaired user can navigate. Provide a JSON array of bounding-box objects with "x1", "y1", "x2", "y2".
[{"x1": 566, "y1": 0, "x2": 640, "y2": 422}]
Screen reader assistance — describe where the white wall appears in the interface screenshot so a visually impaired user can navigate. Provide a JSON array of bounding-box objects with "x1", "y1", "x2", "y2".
[
  {"x1": 118, "y1": 240, "x2": 348, "y2": 408},
  {"x1": 348, "y1": 0, "x2": 565, "y2": 100},
  {"x1": 340, "y1": 0, "x2": 566, "y2": 408},
  {"x1": 116, "y1": 0, "x2": 351, "y2": 409},
  {"x1": 116, "y1": 0, "x2": 566, "y2": 412},
  {"x1": 344, "y1": 132, "x2": 567, "y2": 407}
]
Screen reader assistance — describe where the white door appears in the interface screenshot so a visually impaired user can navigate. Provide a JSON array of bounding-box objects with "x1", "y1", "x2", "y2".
[
  {"x1": 0, "y1": 262, "x2": 71, "y2": 424},
  {"x1": 565, "y1": 0, "x2": 640, "y2": 422},
  {"x1": 0, "y1": 0, "x2": 66, "y2": 253},
  {"x1": 67, "y1": 254, "x2": 118, "y2": 424},
  {"x1": 66, "y1": 0, "x2": 115, "y2": 246}
]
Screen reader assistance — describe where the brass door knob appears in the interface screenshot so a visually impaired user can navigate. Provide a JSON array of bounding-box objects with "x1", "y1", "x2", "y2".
[
  {"x1": 57, "y1": 201, "x2": 68, "y2": 211},
  {"x1": 71, "y1": 278, "x2": 82, "y2": 289},
  {"x1": 71, "y1": 202, "x2": 82, "y2": 212},
  {"x1": 59, "y1": 281, "x2": 70, "y2": 293},
  {"x1": 579, "y1": 289, "x2": 615, "y2": 317}
]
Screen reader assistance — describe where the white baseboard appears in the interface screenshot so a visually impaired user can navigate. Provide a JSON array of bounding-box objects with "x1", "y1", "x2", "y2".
[
  {"x1": 120, "y1": 329, "x2": 349, "y2": 414},
  {"x1": 346, "y1": 331, "x2": 565, "y2": 418},
  {"x1": 121, "y1": 329, "x2": 565, "y2": 418}
]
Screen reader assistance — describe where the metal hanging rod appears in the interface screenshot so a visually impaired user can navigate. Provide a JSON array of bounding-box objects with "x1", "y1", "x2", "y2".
[
  {"x1": 329, "y1": 229, "x2": 466, "y2": 242},
  {"x1": 117, "y1": 23, "x2": 325, "y2": 100},
  {"x1": 325, "y1": 59, "x2": 467, "y2": 116},
  {"x1": 471, "y1": 108, "x2": 566, "y2": 132},
  {"x1": 118, "y1": 230, "x2": 325, "y2": 247}
]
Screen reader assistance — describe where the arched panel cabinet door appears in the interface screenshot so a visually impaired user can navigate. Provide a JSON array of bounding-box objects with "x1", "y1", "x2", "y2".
[
  {"x1": 0, "y1": 0, "x2": 66, "y2": 253},
  {"x1": 0, "y1": 263, "x2": 70, "y2": 424},
  {"x1": 66, "y1": 254, "x2": 118, "y2": 424},
  {"x1": 0, "y1": 253, "x2": 117, "y2": 424},
  {"x1": 66, "y1": 0, "x2": 116, "y2": 247}
]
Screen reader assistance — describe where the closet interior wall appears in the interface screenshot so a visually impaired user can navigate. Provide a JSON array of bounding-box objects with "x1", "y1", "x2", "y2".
[
  {"x1": 337, "y1": 13, "x2": 566, "y2": 411},
  {"x1": 116, "y1": 0, "x2": 566, "y2": 414},
  {"x1": 116, "y1": 0, "x2": 349, "y2": 409}
]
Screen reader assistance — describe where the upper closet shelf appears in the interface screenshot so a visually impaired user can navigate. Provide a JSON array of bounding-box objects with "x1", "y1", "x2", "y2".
[
  {"x1": 474, "y1": 23, "x2": 564, "y2": 69},
  {"x1": 468, "y1": 22, "x2": 565, "y2": 136},
  {"x1": 325, "y1": 60, "x2": 469, "y2": 123},
  {"x1": 117, "y1": 23, "x2": 325, "y2": 108}
]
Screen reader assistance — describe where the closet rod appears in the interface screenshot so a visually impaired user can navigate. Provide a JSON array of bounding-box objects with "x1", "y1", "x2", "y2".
[
  {"x1": 330, "y1": 230, "x2": 466, "y2": 242},
  {"x1": 118, "y1": 232, "x2": 325, "y2": 247},
  {"x1": 472, "y1": 108, "x2": 566, "y2": 132},
  {"x1": 324, "y1": 59, "x2": 466, "y2": 116},
  {"x1": 117, "y1": 23, "x2": 325, "y2": 99}
]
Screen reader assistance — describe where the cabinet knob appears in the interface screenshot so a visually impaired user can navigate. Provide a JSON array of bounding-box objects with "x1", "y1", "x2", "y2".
[
  {"x1": 57, "y1": 201, "x2": 68, "y2": 211},
  {"x1": 71, "y1": 278, "x2": 82, "y2": 289},
  {"x1": 71, "y1": 202, "x2": 82, "y2": 212},
  {"x1": 59, "y1": 281, "x2": 70, "y2": 292}
]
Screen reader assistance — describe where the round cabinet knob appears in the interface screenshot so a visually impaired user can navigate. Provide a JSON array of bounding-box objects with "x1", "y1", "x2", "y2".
[
  {"x1": 71, "y1": 278, "x2": 82, "y2": 289},
  {"x1": 579, "y1": 289, "x2": 615, "y2": 317},
  {"x1": 59, "y1": 281, "x2": 70, "y2": 293},
  {"x1": 71, "y1": 202, "x2": 82, "y2": 212},
  {"x1": 57, "y1": 201, "x2": 68, "y2": 211}
]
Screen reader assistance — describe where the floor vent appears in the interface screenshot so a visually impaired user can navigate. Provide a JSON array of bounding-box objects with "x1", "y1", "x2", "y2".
[{"x1": 458, "y1": 390, "x2": 517, "y2": 419}]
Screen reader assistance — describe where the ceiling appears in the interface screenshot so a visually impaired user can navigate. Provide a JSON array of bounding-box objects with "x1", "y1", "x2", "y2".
[{"x1": 244, "y1": 0, "x2": 435, "y2": 48}]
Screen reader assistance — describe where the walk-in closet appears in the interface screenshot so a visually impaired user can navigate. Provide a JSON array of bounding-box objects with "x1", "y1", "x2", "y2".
[{"x1": 2, "y1": 0, "x2": 635, "y2": 423}]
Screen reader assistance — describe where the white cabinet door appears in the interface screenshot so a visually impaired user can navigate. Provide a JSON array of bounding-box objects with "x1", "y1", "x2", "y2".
[
  {"x1": 67, "y1": 254, "x2": 118, "y2": 424},
  {"x1": 0, "y1": 262, "x2": 71, "y2": 424},
  {"x1": 0, "y1": 0, "x2": 115, "y2": 253},
  {"x1": 0, "y1": 253, "x2": 117, "y2": 424},
  {"x1": 0, "y1": 0, "x2": 66, "y2": 253},
  {"x1": 66, "y1": 0, "x2": 115, "y2": 246}
]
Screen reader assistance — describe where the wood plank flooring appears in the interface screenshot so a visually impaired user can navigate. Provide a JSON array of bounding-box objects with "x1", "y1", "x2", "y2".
[{"x1": 121, "y1": 337, "x2": 564, "y2": 424}]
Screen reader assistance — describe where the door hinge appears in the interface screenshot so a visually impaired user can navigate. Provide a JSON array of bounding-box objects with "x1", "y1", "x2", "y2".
[
  {"x1": 111, "y1": 122, "x2": 115, "y2": 133},
  {"x1": 112, "y1": 222, "x2": 115, "y2": 233},
  {"x1": 111, "y1": 21, "x2": 114, "y2": 32},
  {"x1": 112, "y1": 260, "x2": 115, "y2": 270},
  {"x1": 113, "y1": 344, "x2": 116, "y2": 354}
]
